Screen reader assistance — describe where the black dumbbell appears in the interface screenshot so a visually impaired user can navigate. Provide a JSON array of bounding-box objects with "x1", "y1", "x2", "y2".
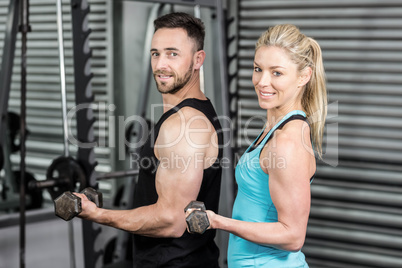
[
  {"x1": 54, "y1": 187, "x2": 103, "y2": 221},
  {"x1": 184, "y1": 200, "x2": 210, "y2": 234}
]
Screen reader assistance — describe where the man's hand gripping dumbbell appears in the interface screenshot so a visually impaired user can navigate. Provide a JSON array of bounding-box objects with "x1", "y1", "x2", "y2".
[{"x1": 54, "y1": 187, "x2": 103, "y2": 221}]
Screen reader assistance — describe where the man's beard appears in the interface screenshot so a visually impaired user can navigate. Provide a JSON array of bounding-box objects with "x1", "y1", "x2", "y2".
[{"x1": 154, "y1": 63, "x2": 193, "y2": 95}]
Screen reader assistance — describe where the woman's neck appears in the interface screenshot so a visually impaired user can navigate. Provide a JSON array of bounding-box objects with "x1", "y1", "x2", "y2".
[{"x1": 265, "y1": 104, "x2": 304, "y2": 129}]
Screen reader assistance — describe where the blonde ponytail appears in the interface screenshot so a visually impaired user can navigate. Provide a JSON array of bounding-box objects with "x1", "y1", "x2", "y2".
[{"x1": 303, "y1": 38, "x2": 327, "y2": 158}]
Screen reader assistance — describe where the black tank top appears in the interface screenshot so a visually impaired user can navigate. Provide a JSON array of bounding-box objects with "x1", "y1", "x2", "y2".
[{"x1": 132, "y1": 98, "x2": 223, "y2": 268}]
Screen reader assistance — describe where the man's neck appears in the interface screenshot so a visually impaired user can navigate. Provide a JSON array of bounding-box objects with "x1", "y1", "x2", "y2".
[{"x1": 161, "y1": 72, "x2": 206, "y2": 113}]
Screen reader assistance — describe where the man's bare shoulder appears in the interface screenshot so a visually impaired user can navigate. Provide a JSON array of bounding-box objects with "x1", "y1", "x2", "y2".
[
  {"x1": 161, "y1": 106, "x2": 214, "y2": 133},
  {"x1": 156, "y1": 106, "x2": 216, "y2": 155}
]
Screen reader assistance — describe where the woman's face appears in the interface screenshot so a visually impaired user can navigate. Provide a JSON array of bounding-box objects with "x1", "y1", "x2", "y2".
[{"x1": 252, "y1": 46, "x2": 306, "y2": 112}]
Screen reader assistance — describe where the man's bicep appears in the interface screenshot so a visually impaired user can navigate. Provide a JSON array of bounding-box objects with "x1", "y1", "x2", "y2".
[
  {"x1": 153, "y1": 110, "x2": 213, "y2": 211},
  {"x1": 155, "y1": 139, "x2": 206, "y2": 212}
]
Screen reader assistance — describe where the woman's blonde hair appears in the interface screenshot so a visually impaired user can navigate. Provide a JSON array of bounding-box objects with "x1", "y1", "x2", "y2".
[{"x1": 256, "y1": 24, "x2": 328, "y2": 158}]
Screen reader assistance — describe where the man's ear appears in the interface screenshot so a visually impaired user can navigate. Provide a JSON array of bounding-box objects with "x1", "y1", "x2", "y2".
[
  {"x1": 299, "y1": 67, "x2": 312, "y2": 87},
  {"x1": 193, "y1": 50, "x2": 206, "y2": 70}
]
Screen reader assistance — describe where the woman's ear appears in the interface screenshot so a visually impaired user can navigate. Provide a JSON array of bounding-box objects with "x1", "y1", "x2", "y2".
[
  {"x1": 193, "y1": 50, "x2": 206, "y2": 70},
  {"x1": 299, "y1": 67, "x2": 312, "y2": 87}
]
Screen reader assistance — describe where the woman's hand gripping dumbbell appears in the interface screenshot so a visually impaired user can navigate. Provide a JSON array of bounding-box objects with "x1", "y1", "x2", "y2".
[{"x1": 184, "y1": 200, "x2": 213, "y2": 234}]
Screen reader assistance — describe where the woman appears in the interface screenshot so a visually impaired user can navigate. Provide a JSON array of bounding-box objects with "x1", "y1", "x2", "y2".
[{"x1": 193, "y1": 24, "x2": 327, "y2": 267}]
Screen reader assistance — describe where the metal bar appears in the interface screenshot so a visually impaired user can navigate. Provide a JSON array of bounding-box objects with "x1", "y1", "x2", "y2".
[
  {"x1": 193, "y1": 4, "x2": 205, "y2": 93},
  {"x1": 215, "y1": 0, "x2": 235, "y2": 208},
  {"x1": 120, "y1": 0, "x2": 217, "y2": 8},
  {"x1": 56, "y1": 0, "x2": 70, "y2": 158},
  {"x1": 28, "y1": 169, "x2": 140, "y2": 189},
  {"x1": 0, "y1": 0, "x2": 20, "y2": 210},
  {"x1": 28, "y1": 178, "x2": 69, "y2": 189},
  {"x1": 19, "y1": 0, "x2": 30, "y2": 267},
  {"x1": 67, "y1": 221, "x2": 76, "y2": 268},
  {"x1": 97, "y1": 169, "x2": 139, "y2": 180},
  {"x1": 0, "y1": 0, "x2": 20, "y2": 145},
  {"x1": 56, "y1": 1, "x2": 76, "y2": 265},
  {"x1": 0, "y1": 207, "x2": 56, "y2": 229}
]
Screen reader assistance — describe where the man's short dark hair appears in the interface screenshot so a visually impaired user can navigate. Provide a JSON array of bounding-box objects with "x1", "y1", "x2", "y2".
[{"x1": 154, "y1": 12, "x2": 205, "y2": 51}]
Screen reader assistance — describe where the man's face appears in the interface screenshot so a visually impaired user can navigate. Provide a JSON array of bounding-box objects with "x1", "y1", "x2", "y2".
[{"x1": 150, "y1": 28, "x2": 196, "y2": 94}]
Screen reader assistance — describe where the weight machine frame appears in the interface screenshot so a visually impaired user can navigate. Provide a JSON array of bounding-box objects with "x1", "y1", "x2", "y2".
[{"x1": 0, "y1": 0, "x2": 99, "y2": 267}]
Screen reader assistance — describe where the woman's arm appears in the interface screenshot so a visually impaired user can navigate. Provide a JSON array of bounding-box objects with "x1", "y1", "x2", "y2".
[{"x1": 208, "y1": 121, "x2": 315, "y2": 251}]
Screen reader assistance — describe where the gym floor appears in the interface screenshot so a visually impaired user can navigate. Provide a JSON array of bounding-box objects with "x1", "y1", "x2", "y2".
[{"x1": 0, "y1": 208, "x2": 85, "y2": 268}]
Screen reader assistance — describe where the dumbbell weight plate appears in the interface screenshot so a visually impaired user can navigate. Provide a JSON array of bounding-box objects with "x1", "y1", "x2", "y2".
[
  {"x1": 186, "y1": 210, "x2": 210, "y2": 234},
  {"x1": 54, "y1": 187, "x2": 103, "y2": 221},
  {"x1": 54, "y1": 191, "x2": 81, "y2": 221},
  {"x1": 14, "y1": 171, "x2": 44, "y2": 209},
  {"x1": 46, "y1": 156, "x2": 87, "y2": 200},
  {"x1": 81, "y1": 187, "x2": 103, "y2": 208},
  {"x1": 184, "y1": 200, "x2": 206, "y2": 213},
  {"x1": 185, "y1": 200, "x2": 210, "y2": 234}
]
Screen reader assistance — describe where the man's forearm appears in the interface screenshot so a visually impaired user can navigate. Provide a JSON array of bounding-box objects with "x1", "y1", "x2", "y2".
[{"x1": 88, "y1": 204, "x2": 186, "y2": 238}]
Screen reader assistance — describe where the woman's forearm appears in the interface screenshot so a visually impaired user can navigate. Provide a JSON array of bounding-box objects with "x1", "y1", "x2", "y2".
[{"x1": 211, "y1": 213, "x2": 305, "y2": 252}]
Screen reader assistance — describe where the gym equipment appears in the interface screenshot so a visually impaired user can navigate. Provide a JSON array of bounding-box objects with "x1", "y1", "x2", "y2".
[
  {"x1": 0, "y1": 145, "x2": 3, "y2": 171},
  {"x1": 19, "y1": 0, "x2": 31, "y2": 267},
  {"x1": 29, "y1": 156, "x2": 87, "y2": 200},
  {"x1": 14, "y1": 171, "x2": 43, "y2": 210},
  {"x1": 69, "y1": 0, "x2": 101, "y2": 263},
  {"x1": 0, "y1": 110, "x2": 38, "y2": 212},
  {"x1": 28, "y1": 156, "x2": 139, "y2": 194},
  {"x1": 185, "y1": 200, "x2": 210, "y2": 234},
  {"x1": 54, "y1": 187, "x2": 103, "y2": 221},
  {"x1": 7, "y1": 111, "x2": 29, "y2": 153},
  {"x1": 0, "y1": 1, "x2": 101, "y2": 267},
  {"x1": 56, "y1": 0, "x2": 79, "y2": 265}
]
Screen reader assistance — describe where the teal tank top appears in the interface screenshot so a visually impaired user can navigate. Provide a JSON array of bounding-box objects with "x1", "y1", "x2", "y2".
[{"x1": 228, "y1": 110, "x2": 309, "y2": 268}]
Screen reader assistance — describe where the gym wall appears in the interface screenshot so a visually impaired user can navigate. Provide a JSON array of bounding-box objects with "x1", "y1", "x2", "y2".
[{"x1": 233, "y1": 0, "x2": 402, "y2": 267}]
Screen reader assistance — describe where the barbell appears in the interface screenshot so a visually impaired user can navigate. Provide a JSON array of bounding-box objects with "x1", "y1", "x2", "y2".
[{"x1": 28, "y1": 156, "x2": 139, "y2": 200}]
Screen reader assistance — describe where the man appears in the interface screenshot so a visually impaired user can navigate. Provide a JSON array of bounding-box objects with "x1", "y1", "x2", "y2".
[{"x1": 75, "y1": 12, "x2": 223, "y2": 267}]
